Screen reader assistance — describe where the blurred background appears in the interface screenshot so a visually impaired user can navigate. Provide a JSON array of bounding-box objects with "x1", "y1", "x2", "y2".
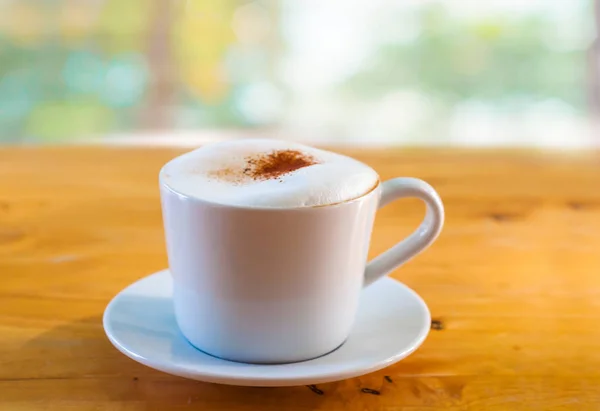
[{"x1": 0, "y1": 0, "x2": 597, "y2": 147}]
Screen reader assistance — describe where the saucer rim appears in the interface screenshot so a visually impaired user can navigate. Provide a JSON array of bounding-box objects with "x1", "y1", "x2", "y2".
[{"x1": 103, "y1": 269, "x2": 431, "y2": 387}]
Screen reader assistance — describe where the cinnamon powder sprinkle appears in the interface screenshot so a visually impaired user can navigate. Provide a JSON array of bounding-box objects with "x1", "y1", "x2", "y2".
[
  {"x1": 207, "y1": 149, "x2": 319, "y2": 184},
  {"x1": 244, "y1": 150, "x2": 318, "y2": 180},
  {"x1": 207, "y1": 166, "x2": 245, "y2": 185}
]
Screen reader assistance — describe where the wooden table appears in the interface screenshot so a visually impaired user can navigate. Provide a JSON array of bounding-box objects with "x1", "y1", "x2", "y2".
[{"x1": 1, "y1": 147, "x2": 600, "y2": 410}]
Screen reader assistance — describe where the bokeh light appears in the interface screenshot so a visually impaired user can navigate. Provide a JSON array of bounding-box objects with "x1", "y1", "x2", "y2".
[{"x1": 0, "y1": 0, "x2": 594, "y2": 147}]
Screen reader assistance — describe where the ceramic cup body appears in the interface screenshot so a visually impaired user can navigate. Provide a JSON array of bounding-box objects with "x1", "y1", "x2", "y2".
[
  {"x1": 160, "y1": 183, "x2": 380, "y2": 364},
  {"x1": 161, "y1": 171, "x2": 444, "y2": 364}
]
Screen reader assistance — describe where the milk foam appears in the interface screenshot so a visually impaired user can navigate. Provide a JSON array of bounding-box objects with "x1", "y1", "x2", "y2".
[{"x1": 160, "y1": 139, "x2": 379, "y2": 208}]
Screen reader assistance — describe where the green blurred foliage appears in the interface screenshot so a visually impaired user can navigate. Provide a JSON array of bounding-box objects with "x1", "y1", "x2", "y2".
[
  {"x1": 96, "y1": 0, "x2": 155, "y2": 54},
  {"x1": 0, "y1": 1, "x2": 591, "y2": 143},
  {"x1": 344, "y1": 4, "x2": 586, "y2": 109},
  {"x1": 26, "y1": 99, "x2": 114, "y2": 141}
]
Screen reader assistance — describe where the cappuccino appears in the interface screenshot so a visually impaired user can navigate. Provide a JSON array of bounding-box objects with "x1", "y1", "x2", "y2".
[{"x1": 160, "y1": 139, "x2": 379, "y2": 208}]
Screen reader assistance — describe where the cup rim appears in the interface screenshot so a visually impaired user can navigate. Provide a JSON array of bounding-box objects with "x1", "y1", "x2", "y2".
[{"x1": 159, "y1": 172, "x2": 381, "y2": 211}]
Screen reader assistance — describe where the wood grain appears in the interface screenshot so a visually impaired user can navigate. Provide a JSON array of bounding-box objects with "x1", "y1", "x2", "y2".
[{"x1": 1, "y1": 146, "x2": 600, "y2": 410}]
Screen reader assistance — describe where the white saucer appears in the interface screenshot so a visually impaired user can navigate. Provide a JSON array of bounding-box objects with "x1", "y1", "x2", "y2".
[{"x1": 103, "y1": 270, "x2": 430, "y2": 387}]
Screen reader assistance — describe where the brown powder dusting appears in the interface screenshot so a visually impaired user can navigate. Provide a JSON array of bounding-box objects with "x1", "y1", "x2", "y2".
[
  {"x1": 207, "y1": 167, "x2": 245, "y2": 185},
  {"x1": 244, "y1": 150, "x2": 318, "y2": 180},
  {"x1": 207, "y1": 149, "x2": 319, "y2": 184}
]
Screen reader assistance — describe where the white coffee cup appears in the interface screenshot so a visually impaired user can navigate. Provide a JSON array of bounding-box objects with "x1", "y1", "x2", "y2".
[{"x1": 160, "y1": 154, "x2": 444, "y2": 364}]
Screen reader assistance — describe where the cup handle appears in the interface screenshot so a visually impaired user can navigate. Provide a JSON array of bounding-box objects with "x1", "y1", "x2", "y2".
[{"x1": 364, "y1": 178, "x2": 445, "y2": 288}]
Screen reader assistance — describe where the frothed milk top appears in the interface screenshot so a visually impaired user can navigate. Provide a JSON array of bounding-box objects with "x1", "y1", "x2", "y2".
[{"x1": 160, "y1": 139, "x2": 379, "y2": 208}]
